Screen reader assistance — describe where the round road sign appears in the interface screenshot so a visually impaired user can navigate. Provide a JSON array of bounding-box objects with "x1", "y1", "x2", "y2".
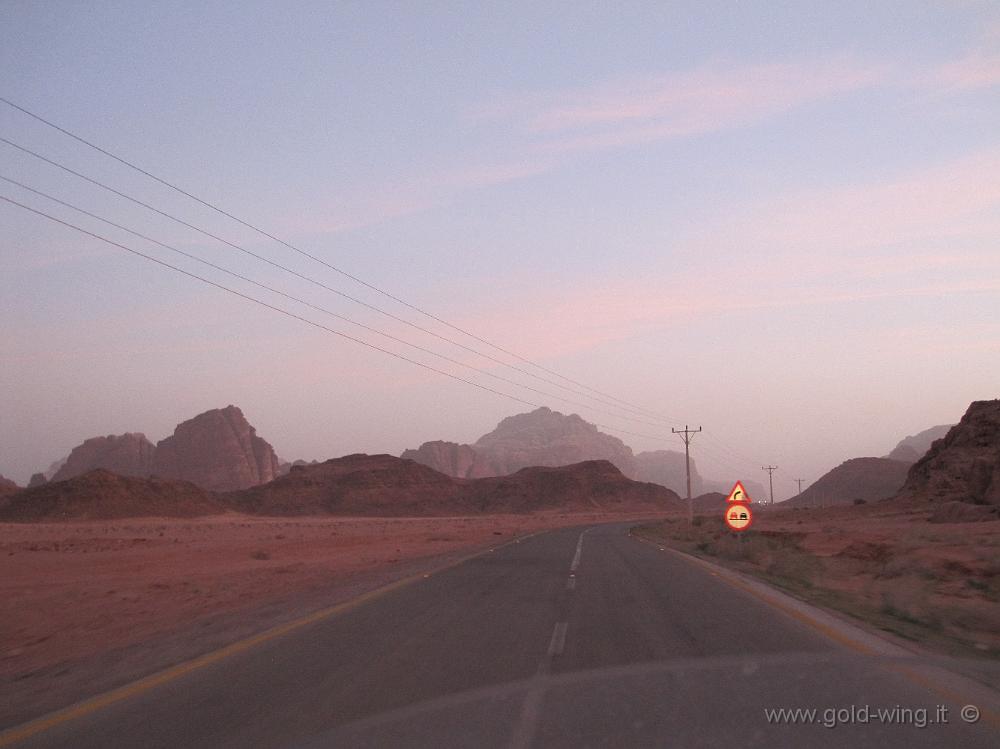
[{"x1": 724, "y1": 503, "x2": 753, "y2": 531}]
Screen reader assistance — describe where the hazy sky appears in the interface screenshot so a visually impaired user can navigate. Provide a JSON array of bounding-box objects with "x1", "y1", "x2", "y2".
[{"x1": 2, "y1": 2, "x2": 998, "y2": 496}]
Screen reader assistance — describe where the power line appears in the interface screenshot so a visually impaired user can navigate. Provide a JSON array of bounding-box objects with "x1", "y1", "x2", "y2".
[
  {"x1": 0, "y1": 95, "x2": 688, "y2": 426},
  {"x1": 1, "y1": 98, "x2": 782, "y2": 469},
  {"x1": 1, "y1": 173, "x2": 686, "y2": 432},
  {"x1": 0, "y1": 192, "x2": 682, "y2": 448},
  {"x1": 0, "y1": 134, "x2": 676, "y2": 428}
]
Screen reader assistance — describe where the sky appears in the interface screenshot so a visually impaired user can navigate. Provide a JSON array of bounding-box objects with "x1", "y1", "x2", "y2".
[{"x1": 1, "y1": 1, "x2": 998, "y2": 497}]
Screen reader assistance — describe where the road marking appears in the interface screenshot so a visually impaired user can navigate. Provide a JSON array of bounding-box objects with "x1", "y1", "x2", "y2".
[
  {"x1": 569, "y1": 529, "x2": 586, "y2": 573},
  {"x1": 548, "y1": 622, "x2": 568, "y2": 656},
  {"x1": 566, "y1": 577, "x2": 576, "y2": 590},
  {"x1": 0, "y1": 529, "x2": 544, "y2": 748}
]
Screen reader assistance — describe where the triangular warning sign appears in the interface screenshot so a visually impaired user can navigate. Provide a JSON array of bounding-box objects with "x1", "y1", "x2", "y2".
[{"x1": 726, "y1": 481, "x2": 753, "y2": 504}]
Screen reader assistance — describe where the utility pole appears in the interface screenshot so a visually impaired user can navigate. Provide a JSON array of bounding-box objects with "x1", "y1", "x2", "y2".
[
  {"x1": 795, "y1": 478, "x2": 805, "y2": 495},
  {"x1": 762, "y1": 465, "x2": 778, "y2": 505},
  {"x1": 672, "y1": 425, "x2": 702, "y2": 522}
]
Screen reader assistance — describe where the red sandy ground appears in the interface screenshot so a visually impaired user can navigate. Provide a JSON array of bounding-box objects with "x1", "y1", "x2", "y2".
[{"x1": 0, "y1": 511, "x2": 665, "y2": 728}]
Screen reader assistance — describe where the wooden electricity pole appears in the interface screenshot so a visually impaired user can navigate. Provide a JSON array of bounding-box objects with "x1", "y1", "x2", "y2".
[
  {"x1": 672, "y1": 425, "x2": 702, "y2": 522},
  {"x1": 762, "y1": 465, "x2": 778, "y2": 505}
]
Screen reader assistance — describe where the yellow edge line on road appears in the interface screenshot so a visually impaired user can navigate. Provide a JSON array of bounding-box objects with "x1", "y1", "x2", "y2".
[
  {"x1": 628, "y1": 528, "x2": 1000, "y2": 729},
  {"x1": 0, "y1": 530, "x2": 542, "y2": 747}
]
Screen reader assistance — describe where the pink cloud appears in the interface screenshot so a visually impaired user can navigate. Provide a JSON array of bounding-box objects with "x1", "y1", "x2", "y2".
[
  {"x1": 450, "y1": 147, "x2": 1000, "y2": 362},
  {"x1": 469, "y1": 57, "x2": 892, "y2": 157},
  {"x1": 930, "y1": 51, "x2": 1000, "y2": 89}
]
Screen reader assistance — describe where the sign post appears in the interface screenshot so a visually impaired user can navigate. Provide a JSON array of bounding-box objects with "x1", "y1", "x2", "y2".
[{"x1": 723, "y1": 481, "x2": 753, "y2": 550}]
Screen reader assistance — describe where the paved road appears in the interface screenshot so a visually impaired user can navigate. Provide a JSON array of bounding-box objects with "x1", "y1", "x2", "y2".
[{"x1": 8, "y1": 523, "x2": 1000, "y2": 748}]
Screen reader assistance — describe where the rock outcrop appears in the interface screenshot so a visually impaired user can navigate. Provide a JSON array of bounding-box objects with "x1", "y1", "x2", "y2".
[
  {"x1": 782, "y1": 458, "x2": 911, "y2": 508},
  {"x1": 153, "y1": 405, "x2": 280, "y2": 492},
  {"x1": 0, "y1": 475, "x2": 19, "y2": 495},
  {"x1": 885, "y1": 424, "x2": 953, "y2": 464},
  {"x1": 474, "y1": 407, "x2": 635, "y2": 476},
  {"x1": 52, "y1": 433, "x2": 156, "y2": 482},
  {"x1": 0, "y1": 469, "x2": 223, "y2": 521},
  {"x1": 27, "y1": 473, "x2": 48, "y2": 488},
  {"x1": 401, "y1": 440, "x2": 497, "y2": 479},
  {"x1": 896, "y1": 400, "x2": 1000, "y2": 506}
]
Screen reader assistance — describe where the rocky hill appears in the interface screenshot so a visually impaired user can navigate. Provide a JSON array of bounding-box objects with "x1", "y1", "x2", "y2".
[
  {"x1": 0, "y1": 475, "x2": 20, "y2": 495},
  {"x1": 52, "y1": 433, "x2": 156, "y2": 482},
  {"x1": 400, "y1": 440, "x2": 497, "y2": 479},
  {"x1": 464, "y1": 460, "x2": 681, "y2": 514},
  {"x1": 0, "y1": 454, "x2": 682, "y2": 521},
  {"x1": 0, "y1": 470, "x2": 223, "y2": 521},
  {"x1": 228, "y1": 455, "x2": 678, "y2": 517},
  {"x1": 781, "y1": 457, "x2": 911, "y2": 508},
  {"x1": 691, "y1": 492, "x2": 727, "y2": 513},
  {"x1": 153, "y1": 405, "x2": 280, "y2": 491},
  {"x1": 227, "y1": 454, "x2": 462, "y2": 516},
  {"x1": 896, "y1": 400, "x2": 1000, "y2": 508},
  {"x1": 885, "y1": 424, "x2": 953, "y2": 464}
]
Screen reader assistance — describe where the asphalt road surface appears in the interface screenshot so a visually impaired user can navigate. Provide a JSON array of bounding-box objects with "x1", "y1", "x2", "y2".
[{"x1": 7, "y1": 523, "x2": 999, "y2": 748}]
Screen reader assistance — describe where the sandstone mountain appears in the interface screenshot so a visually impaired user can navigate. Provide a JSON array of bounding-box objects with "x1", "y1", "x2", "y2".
[
  {"x1": 404, "y1": 407, "x2": 636, "y2": 479},
  {"x1": 277, "y1": 459, "x2": 320, "y2": 476},
  {"x1": 475, "y1": 407, "x2": 636, "y2": 475},
  {"x1": 25, "y1": 406, "x2": 281, "y2": 493},
  {"x1": 0, "y1": 469, "x2": 223, "y2": 521},
  {"x1": 0, "y1": 475, "x2": 19, "y2": 495},
  {"x1": 152, "y1": 406, "x2": 281, "y2": 492},
  {"x1": 885, "y1": 424, "x2": 953, "y2": 464},
  {"x1": 896, "y1": 400, "x2": 1000, "y2": 508},
  {"x1": 52, "y1": 433, "x2": 156, "y2": 482},
  {"x1": 43, "y1": 457, "x2": 66, "y2": 481},
  {"x1": 781, "y1": 457, "x2": 911, "y2": 508},
  {"x1": 400, "y1": 440, "x2": 497, "y2": 479}
]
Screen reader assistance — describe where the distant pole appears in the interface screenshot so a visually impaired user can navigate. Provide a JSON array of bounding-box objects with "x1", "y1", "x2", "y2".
[
  {"x1": 762, "y1": 465, "x2": 778, "y2": 505},
  {"x1": 795, "y1": 478, "x2": 805, "y2": 495},
  {"x1": 672, "y1": 425, "x2": 702, "y2": 522}
]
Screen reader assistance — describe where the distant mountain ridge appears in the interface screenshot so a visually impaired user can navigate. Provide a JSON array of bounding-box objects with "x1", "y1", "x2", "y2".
[
  {"x1": 402, "y1": 407, "x2": 764, "y2": 497},
  {"x1": 0, "y1": 457, "x2": 682, "y2": 521},
  {"x1": 885, "y1": 424, "x2": 953, "y2": 464},
  {"x1": 781, "y1": 457, "x2": 911, "y2": 508}
]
